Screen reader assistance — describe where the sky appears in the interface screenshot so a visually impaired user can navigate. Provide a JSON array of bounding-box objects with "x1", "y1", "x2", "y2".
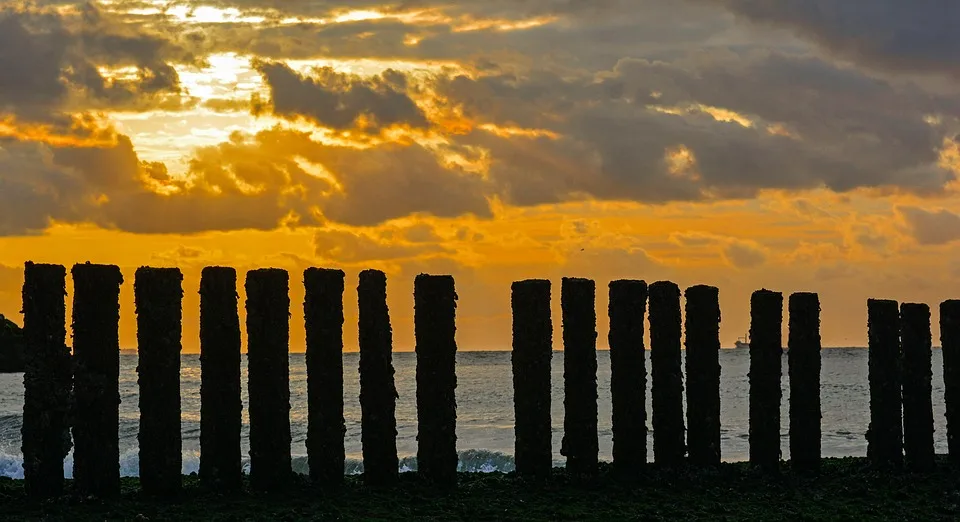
[{"x1": 0, "y1": 0, "x2": 958, "y2": 352}]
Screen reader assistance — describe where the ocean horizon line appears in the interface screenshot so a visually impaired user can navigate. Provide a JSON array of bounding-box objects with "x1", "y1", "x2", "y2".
[{"x1": 112, "y1": 346, "x2": 882, "y2": 355}]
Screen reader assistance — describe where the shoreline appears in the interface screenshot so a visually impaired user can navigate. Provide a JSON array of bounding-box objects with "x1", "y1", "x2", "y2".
[{"x1": 3, "y1": 457, "x2": 959, "y2": 521}]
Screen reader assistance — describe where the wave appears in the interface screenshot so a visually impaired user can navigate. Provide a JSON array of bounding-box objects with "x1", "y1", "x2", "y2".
[{"x1": 0, "y1": 448, "x2": 520, "y2": 479}]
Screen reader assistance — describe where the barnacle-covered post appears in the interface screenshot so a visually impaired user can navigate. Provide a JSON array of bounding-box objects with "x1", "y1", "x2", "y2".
[
  {"x1": 866, "y1": 299, "x2": 902, "y2": 468},
  {"x1": 415, "y1": 274, "x2": 459, "y2": 485},
  {"x1": 649, "y1": 281, "x2": 684, "y2": 465},
  {"x1": 787, "y1": 292, "x2": 821, "y2": 472},
  {"x1": 21, "y1": 262, "x2": 71, "y2": 499},
  {"x1": 246, "y1": 268, "x2": 293, "y2": 490},
  {"x1": 608, "y1": 280, "x2": 647, "y2": 475},
  {"x1": 749, "y1": 289, "x2": 782, "y2": 473},
  {"x1": 561, "y1": 278, "x2": 598, "y2": 476},
  {"x1": 512, "y1": 280, "x2": 553, "y2": 480},
  {"x1": 901, "y1": 303, "x2": 934, "y2": 472},
  {"x1": 71, "y1": 263, "x2": 123, "y2": 497},
  {"x1": 358, "y1": 269, "x2": 398, "y2": 485},
  {"x1": 304, "y1": 268, "x2": 346, "y2": 486},
  {"x1": 199, "y1": 267, "x2": 243, "y2": 491},
  {"x1": 942, "y1": 300, "x2": 960, "y2": 465},
  {"x1": 135, "y1": 267, "x2": 184, "y2": 495},
  {"x1": 685, "y1": 285, "x2": 721, "y2": 467}
]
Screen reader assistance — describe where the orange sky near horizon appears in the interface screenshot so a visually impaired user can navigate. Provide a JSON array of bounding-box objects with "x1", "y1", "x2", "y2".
[{"x1": 1, "y1": 1, "x2": 959, "y2": 352}]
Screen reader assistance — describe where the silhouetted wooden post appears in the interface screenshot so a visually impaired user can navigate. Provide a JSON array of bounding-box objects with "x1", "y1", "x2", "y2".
[
  {"x1": 304, "y1": 268, "x2": 346, "y2": 486},
  {"x1": 787, "y1": 292, "x2": 821, "y2": 472},
  {"x1": 21, "y1": 262, "x2": 71, "y2": 499},
  {"x1": 901, "y1": 303, "x2": 934, "y2": 472},
  {"x1": 71, "y1": 263, "x2": 123, "y2": 497},
  {"x1": 135, "y1": 267, "x2": 184, "y2": 496},
  {"x1": 749, "y1": 289, "x2": 782, "y2": 473},
  {"x1": 608, "y1": 280, "x2": 647, "y2": 475},
  {"x1": 246, "y1": 269, "x2": 292, "y2": 490},
  {"x1": 649, "y1": 281, "x2": 684, "y2": 465},
  {"x1": 199, "y1": 267, "x2": 242, "y2": 491},
  {"x1": 942, "y1": 300, "x2": 960, "y2": 465},
  {"x1": 511, "y1": 280, "x2": 553, "y2": 480},
  {"x1": 358, "y1": 269, "x2": 398, "y2": 485},
  {"x1": 685, "y1": 285, "x2": 721, "y2": 467},
  {"x1": 415, "y1": 274, "x2": 459, "y2": 485},
  {"x1": 561, "y1": 278, "x2": 598, "y2": 476},
  {"x1": 866, "y1": 299, "x2": 902, "y2": 468}
]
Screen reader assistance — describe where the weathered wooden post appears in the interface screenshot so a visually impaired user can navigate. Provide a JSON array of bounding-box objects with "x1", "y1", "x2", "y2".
[
  {"x1": 71, "y1": 263, "x2": 123, "y2": 497},
  {"x1": 608, "y1": 280, "x2": 648, "y2": 475},
  {"x1": 21, "y1": 262, "x2": 71, "y2": 499},
  {"x1": 787, "y1": 292, "x2": 821, "y2": 472},
  {"x1": 246, "y1": 269, "x2": 293, "y2": 490},
  {"x1": 415, "y1": 274, "x2": 459, "y2": 485},
  {"x1": 866, "y1": 299, "x2": 902, "y2": 468},
  {"x1": 561, "y1": 278, "x2": 598, "y2": 476},
  {"x1": 749, "y1": 289, "x2": 782, "y2": 472},
  {"x1": 901, "y1": 303, "x2": 934, "y2": 472},
  {"x1": 685, "y1": 285, "x2": 721, "y2": 467},
  {"x1": 942, "y1": 300, "x2": 960, "y2": 464},
  {"x1": 304, "y1": 268, "x2": 346, "y2": 486},
  {"x1": 135, "y1": 267, "x2": 184, "y2": 495},
  {"x1": 199, "y1": 267, "x2": 243, "y2": 491},
  {"x1": 512, "y1": 280, "x2": 553, "y2": 480},
  {"x1": 358, "y1": 269, "x2": 398, "y2": 485},
  {"x1": 649, "y1": 281, "x2": 684, "y2": 465}
]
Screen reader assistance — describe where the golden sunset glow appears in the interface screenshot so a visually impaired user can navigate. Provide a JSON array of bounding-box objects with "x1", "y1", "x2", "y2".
[{"x1": 2, "y1": 0, "x2": 959, "y2": 354}]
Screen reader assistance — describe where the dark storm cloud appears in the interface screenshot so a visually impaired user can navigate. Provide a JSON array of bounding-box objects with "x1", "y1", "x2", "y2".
[
  {"x1": 253, "y1": 61, "x2": 430, "y2": 132},
  {"x1": 696, "y1": 0, "x2": 960, "y2": 77},
  {"x1": 0, "y1": 9, "x2": 73, "y2": 121},
  {"x1": 0, "y1": 139, "x2": 89, "y2": 235},
  {"x1": 436, "y1": 49, "x2": 957, "y2": 205},
  {"x1": 0, "y1": 4, "x2": 195, "y2": 120}
]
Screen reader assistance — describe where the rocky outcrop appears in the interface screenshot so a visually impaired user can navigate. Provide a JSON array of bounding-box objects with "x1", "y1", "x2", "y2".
[{"x1": 0, "y1": 313, "x2": 25, "y2": 373}]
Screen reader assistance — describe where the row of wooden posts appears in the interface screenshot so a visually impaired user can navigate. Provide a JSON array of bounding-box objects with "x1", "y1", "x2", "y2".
[{"x1": 17, "y1": 262, "x2": 960, "y2": 499}]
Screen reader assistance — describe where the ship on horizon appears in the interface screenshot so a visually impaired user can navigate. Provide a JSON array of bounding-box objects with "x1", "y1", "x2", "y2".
[{"x1": 734, "y1": 333, "x2": 749, "y2": 349}]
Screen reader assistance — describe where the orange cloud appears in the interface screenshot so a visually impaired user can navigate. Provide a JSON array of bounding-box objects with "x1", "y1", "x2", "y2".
[{"x1": 0, "y1": 115, "x2": 119, "y2": 148}]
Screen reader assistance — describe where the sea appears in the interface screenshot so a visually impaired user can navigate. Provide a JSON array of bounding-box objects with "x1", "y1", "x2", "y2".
[{"x1": 0, "y1": 348, "x2": 948, "y2": 478}]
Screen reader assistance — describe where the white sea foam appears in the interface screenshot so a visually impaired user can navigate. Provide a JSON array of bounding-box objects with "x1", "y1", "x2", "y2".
[{"x1": 0, "y1": 449, "x2": 518, "y2": 478}]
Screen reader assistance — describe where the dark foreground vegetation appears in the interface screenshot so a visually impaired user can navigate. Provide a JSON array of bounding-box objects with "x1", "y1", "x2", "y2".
[{"x1": 3, "y1": 458, "x2": 960, "y2": 521}]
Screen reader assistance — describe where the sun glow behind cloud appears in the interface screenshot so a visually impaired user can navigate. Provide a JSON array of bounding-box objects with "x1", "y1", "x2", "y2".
[
  {"x1": 92, "y1": 51, "x2": 472, "y2": 166},
  {"x1": 99, "y1": 0, "x2": 561, "y2": 35}
]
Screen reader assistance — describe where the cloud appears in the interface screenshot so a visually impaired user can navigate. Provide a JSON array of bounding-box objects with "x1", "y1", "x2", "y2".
[
  {"x1": 0, "y1": 11, "x2": 71, "y2": 119},
  {"x1": 253, "y1": 60, "x2": 430, "y2": 133},
  {"x1": 560, "y1": 245, "x2": 670, "y2": 282},
  {"x1": 95, "y1": 0, "x2": 736, "y2": 75},
  {"x1": 313, "y1": 227, "x2": 450, "y2": 264},
  {"x1": 721, "y1": 241, "x2": 767, "y2": 269},
  {"x1": 436, "y1": 49, "x2": 957, "y2": 206},
  {"x1": 669, "y1": 231, "x2": 768, "y2": 269},
  {"x1": 401, "y1": 222, "x2": 443, "y2": 243},
  {"x1": 898, "y1": 206, "x2": 960, "y2": 245},
  {"x1": 3, "y1": 0, "x2": 960, "y2": 241},
  {"x1": 0, "y1": 139, "x2": 93, "y2": 235},
  {"x1": 0, "y1": 125, "x2": 493, "y2": 236},
  {"x1": 814, "y1": 262, "x2": 860, "y2": 281},
  {"x1": 0, "y1": 4, "x2": 195, "y2": 121},
  {"x1": 697, "y1": 0, "x2": 960, "y2": 78}
]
